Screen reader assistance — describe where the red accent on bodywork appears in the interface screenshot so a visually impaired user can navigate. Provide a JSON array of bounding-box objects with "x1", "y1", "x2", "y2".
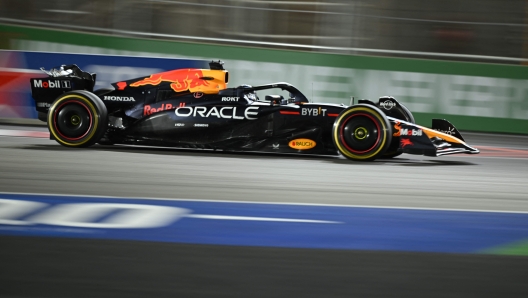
[
  {"x1": 401, "y1": 138, "x2": 413, "y2": 148},
  {"x1": 280, "y1": 111, "x2": 300, "y2": 115},
  {"x1": 327, "y1": 113, "x2": 339, "y2": 117},
  {"x1": 116, "y1": 82, "x2": 127, "y2": 90}
]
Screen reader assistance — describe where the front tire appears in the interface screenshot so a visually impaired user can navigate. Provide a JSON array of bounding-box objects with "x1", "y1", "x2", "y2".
[
  {"x1": 332, "y1": 104, "x2": 391, "y2": 161},
  {"x1": 47, "y1": 91, "x2": 107, "y2": 147}
]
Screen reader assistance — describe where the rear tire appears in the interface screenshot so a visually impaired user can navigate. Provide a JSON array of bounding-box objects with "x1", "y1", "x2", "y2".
[
  {"x1": 47, "y1": 90, "x2": 107, "y2": 147},
  {"x1": 332, "y1": 104, "x2": 391, "y2": 161}
]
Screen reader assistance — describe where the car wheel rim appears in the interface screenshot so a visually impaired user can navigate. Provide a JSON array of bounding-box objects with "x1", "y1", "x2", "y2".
[
  {"x1": 340, "y1": 113, "x2": 381, "y2": 154},
  {"x1": 354, "y1": 126, "x2": 368, "y2": 140},
  {"x1": 54, "y1": 100, "x2": 93, "y2": 141}
]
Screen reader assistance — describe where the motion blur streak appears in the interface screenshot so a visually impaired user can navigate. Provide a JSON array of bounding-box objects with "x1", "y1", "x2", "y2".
[
  {"x1": 1, "y1": 0, "x2": 528, "y2": 296},
  {"x1": 1, "y1": 0, "x2": 528, "y2": 62},
  {"x1": 1, "y1": 130, "x2": 528, "y2": 297}
]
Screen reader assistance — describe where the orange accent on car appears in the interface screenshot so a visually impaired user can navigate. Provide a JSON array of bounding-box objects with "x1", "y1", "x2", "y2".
[
  {"x1": 420, "y1": 126, "x2": 464, "y2": 144},
  {"x1": 130, "y1": 68, "x2": 227, "y2": 94},
  {"x1": 393, "y1": 121, "x2": 401, "y2": 137}
]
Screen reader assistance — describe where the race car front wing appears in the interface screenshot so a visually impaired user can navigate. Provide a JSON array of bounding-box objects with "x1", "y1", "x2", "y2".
[{"x1": 390, "y1": 118, "x2": 480, "y2": 157}]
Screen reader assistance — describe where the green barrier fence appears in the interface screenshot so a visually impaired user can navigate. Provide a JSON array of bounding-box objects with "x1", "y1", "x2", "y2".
[{"x1": 1, "y1": 24, "x2": 527, "y2": 134}]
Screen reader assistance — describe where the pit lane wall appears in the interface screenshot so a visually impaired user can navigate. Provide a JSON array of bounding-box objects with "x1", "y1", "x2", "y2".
[{"x1": 1, "y1": 24, "x2": 527, "y2": 134}]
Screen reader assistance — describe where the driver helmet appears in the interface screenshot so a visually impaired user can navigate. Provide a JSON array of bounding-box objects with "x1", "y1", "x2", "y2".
[{"x1": 239, "y1": 84, "x2": 259, "y2": 101}]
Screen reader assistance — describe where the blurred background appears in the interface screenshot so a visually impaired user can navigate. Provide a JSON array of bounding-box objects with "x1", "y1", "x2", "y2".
[
  {"x1": 1, "y1": 0, "x2": 528, "y2": 63},
  {"x1": 1, "y1": 0, "x2": 528, "y2": 132},
  {"x1": 2, "y1": 2, "x2": 528, "y2": 298}
]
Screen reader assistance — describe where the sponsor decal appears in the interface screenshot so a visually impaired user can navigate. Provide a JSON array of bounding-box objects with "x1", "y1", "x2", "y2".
[
  {"x1": 401, "y1": 138, "x2": 413, "y2": 148},
  {"x1": 194, "y1": 123, "x2": 208, "y2": 127},
  {"x1": 103, "y1": 96, "x2": 135, "y2": 102},
  {"x1": 174, "y1": 123, "x2": 185, "y2": 127},
  {"x1": 175, "y1": 106, "x2": 259, "y2": 120},
  {"x1": 272, "y1": 143, "x2": 279, "y2": 149},
  {"x1": 393, "y1": 122, "x2": 422, "y2": 137},
  {"x1": 400, "y1": 128, "x2": 422, "y2": 136},
  {"x1": 116, "y1": 82, "x2": 127, "y2": 90},
  {"x1": 33, "y1": 79, "x2": 70, "y2": 89},
  {"x1": 289, "y1": 138, "x2": 316, "y2": 150},
  {"x1": 380, "y1": 100, "x2": 395, "y2": 110},
  {"x1": 194, "y1": 92, "x2": 203, "y2": 98},
  {"x1": 301, "y1": 107, "x2": 327, "y2": 116},
  {"x1": 144, "y1": 103, "x2": 173, "y2": 116},
  {"x1": 36, "y1": 102, "x2": 51, "y2": 108},
  {"x1": 221, "y1": 97, "x2": 239, "y2": 102},
  {"x1": 435, "y1": 127, "x2": 456, "y2": 135}
]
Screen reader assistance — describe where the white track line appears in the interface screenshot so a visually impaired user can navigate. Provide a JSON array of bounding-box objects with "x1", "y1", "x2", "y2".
[{"x1": 186, "y1": 214, "x2": 340, "y2": 223}]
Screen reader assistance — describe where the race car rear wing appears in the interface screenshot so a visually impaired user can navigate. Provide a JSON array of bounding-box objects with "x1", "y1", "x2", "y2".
[{"x1": 30, "y1": 64, "x2": 96, "y2": 116}]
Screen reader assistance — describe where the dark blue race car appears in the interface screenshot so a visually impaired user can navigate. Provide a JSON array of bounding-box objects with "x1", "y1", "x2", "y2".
[{"x1": 30, "y1": 61, "x2": 479, "y2": 161}]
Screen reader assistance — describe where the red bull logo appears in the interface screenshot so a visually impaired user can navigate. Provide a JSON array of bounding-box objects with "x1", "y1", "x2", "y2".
[
  {"x1": 130, "y1": 68, "x2": 226, "y2": 94},
  {"x1": 144, "y1": 102, "x2": 186, "y2": 116},
  {"x1": 144, "y1": 103, "x2": 174, "y2": 116}
]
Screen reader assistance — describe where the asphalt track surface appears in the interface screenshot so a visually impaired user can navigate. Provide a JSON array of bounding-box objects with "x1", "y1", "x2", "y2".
[
  {"x1": 1, "y1": 125, "x2": 527, "y2": 211},
  {"x1": 1, "y1": 125, "x2": 528, "y2": 297}
]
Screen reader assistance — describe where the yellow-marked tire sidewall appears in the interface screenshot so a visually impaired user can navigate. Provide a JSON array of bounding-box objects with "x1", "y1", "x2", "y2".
[
  {"x1": 332, "y1": 105, "x2": 390, "y2": 160},
  {"x1": 48, "y1": 94, "x2": 100, "y2": 147}
]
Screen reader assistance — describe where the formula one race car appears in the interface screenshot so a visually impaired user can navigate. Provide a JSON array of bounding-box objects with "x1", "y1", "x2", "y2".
[{"x1": 30, "y1": 61, "x2": 479, "y2": 161}]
